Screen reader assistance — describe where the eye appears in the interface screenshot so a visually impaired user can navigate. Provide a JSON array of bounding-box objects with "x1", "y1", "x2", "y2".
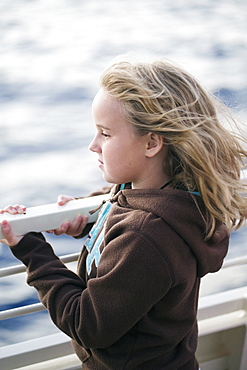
[{"x1": 101, "y1": 132, "x2": 110, "y2": 138}]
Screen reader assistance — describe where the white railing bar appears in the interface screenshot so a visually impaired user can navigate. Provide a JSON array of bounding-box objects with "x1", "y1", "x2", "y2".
[
  {"x1": 1, "y1": 252, "x2": 246, "y2": 279},
  {"x1": 0, "y1": 252, "x2": 80, "y2": 321},
  {"x1": 1, "y1": 254, "x2": 247, "y2": 321},
  {"x1": 222, "y1": 255, "x2": 247, "y2": 269},
  {"x1": 61, "y1": 252, "x2": 80, "y2": 263},
  {"x1": 0, "y1": 252, "x2": 80, "y2": 278},
  {"x1": 0, "y1": 264, "x2": 25, "y2": 277},
  {"x1": 0, "y1": 302, "x2": 45, "y2": 321}
]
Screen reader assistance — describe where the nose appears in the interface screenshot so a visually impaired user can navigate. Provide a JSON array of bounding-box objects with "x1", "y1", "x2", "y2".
[{"x1": 88, "y1": 134, "x2": 101, "y2": 153}]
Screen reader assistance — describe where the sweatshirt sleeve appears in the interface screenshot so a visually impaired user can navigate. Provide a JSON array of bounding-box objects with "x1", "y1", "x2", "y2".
[{"x1": 10, "y1": 215, "x2": 173, "y2": 349}]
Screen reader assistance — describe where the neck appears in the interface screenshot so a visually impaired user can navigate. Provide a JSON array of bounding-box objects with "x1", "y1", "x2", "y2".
[{"x1": 132, "y1": 175, "x2": 171, "y2": 190}]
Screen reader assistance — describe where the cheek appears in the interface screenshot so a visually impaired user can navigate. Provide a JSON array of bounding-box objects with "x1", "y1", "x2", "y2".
[
  {"x1": 104, "y1": 143, "x2": 128, "y2": 170},
  {"x1": 105, "y1": 139, "x2": 124, "y2": 156}
]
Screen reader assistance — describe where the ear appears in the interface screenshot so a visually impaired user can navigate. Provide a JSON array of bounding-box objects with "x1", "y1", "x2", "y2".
[{"x1": 145, "y1": 133, "x2": 164, "y2": 158}]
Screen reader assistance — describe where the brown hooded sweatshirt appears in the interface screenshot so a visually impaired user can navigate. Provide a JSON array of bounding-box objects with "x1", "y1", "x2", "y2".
[{"x1": 10, "y1": 185, "x2": 229, "y2": 369}]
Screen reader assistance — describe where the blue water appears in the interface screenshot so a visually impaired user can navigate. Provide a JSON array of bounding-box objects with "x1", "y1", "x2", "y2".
[{"x1": 0, "y1": 0, "x2": 247, "y2": 346}]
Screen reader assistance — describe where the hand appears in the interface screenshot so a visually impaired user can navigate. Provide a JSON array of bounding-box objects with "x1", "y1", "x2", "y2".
[
  {"x1": 0, "y1": 204, "x2": 26, "y2": 214},
  {"x1": 46, "y1": 195, "x2": 88, "y2": 237},
  {"x1": 57, "y1": 194, "x2": 75, "y2": 206},
  {"x1": 0, "y1": 220, "x2": 23, "y2": 247},
  {"x1": 0, "y1": 205, "x2": 26, "y2": 245}
]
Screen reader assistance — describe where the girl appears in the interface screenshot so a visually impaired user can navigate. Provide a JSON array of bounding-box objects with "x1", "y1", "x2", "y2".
[{"x1": 1, "y1": 58, "x2": 247, "y2": 369}]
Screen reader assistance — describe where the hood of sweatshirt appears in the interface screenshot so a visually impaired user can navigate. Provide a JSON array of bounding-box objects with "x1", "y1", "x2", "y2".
[{"x1": 111, "y1": 186, "x2": 229, "y2": 278}]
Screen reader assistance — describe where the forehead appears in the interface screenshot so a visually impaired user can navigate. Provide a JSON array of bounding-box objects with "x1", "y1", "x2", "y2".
[
  {"x1": 92, "y1": 88, "x2": 123, "y2": 115},
  {"x1": 92, "y1": 89, "x2": 139, "y2": 136}
]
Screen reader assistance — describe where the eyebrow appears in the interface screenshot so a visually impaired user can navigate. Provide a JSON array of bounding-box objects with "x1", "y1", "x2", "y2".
[{"x1": 96, "y1": 124, "x2": 112, "y2": 131}]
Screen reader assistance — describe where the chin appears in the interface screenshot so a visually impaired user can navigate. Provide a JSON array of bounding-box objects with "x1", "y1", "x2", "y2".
[{"x1": 103, "y1": 174, "x2": 123, "y2": 185}]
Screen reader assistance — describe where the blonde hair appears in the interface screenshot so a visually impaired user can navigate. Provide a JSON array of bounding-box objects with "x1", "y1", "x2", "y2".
[{"x1": 100, "y1": 59, "x2": 247, "y2": 238}]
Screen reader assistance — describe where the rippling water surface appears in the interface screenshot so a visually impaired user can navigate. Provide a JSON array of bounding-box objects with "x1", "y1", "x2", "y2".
[{"x1": 0, "y1": 0, "x2": 247, "y2": 346}]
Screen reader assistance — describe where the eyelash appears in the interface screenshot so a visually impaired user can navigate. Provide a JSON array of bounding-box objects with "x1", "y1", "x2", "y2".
[{"x1": 101, "y1": 132, "x2": 110, "y2": 138}]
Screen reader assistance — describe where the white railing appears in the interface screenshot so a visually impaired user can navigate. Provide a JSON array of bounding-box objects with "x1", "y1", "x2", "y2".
[
  {"x1": 0, "y1": 252, "x2": 80, "y2": 321},
  {"x1": 0, "y1": 252, "x2": 247, "y2": 322}
]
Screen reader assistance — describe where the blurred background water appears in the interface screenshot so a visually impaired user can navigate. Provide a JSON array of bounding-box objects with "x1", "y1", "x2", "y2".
[{"x1": 0, "y1": 0, "x2": 247, "y2": 346}]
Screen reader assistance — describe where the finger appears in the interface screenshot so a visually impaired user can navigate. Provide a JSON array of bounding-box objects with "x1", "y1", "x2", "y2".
[
  {"x1": 0, "y1": 205, "x2": 26, "y2": 215},
  {"x1": 49, "y1": 215, "x2": 88, "y2": 237},
  {"x1": 15, "y1": 204, "x2": 27, "y2": 214},
  {"x1": 1, "y1": 220, "x2": 23, "y2": 246},
  {"x1": 65, "y1": 214, "x2": 89, "y2": 237},
  {"x1": 2, "y1": 205, "x2": 19, "y2": 215},
  {"x1": 53, "y1": 221, "x2": 71, "y2": 235},
  {"x1": 0, "y1": 238, "x2": 8, "y2": 244},
  {"x1": 75, "y1": 215, "x2": 89, "y2": 234},
  {"x1": 45, "y1": 220, "x2": 71, "y2": 235},
  {"x1": 67, "y1": 214, "x2": 84, "y2": 235},
  {"x1": 57, "y1": 195, "x2": 75, "y2": 206}
]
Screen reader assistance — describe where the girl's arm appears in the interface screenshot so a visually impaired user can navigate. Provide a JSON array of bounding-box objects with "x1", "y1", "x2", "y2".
[{"x1": 3, "y1": 215, "x2": 173, "y2": 349}]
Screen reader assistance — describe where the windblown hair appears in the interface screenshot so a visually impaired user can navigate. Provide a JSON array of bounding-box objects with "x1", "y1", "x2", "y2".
[{"x1": 100, "y1": 58, "x2": 247, "y2": 238}]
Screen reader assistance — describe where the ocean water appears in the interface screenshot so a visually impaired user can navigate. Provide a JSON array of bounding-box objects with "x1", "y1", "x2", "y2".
[{"x1": 0, "y1": 0, "x2": 247, "y2": 346}]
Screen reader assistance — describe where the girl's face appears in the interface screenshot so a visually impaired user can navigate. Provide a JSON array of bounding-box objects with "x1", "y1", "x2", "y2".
[{"x1": 89, "y1": 89, "x2": 155, "y2": 188}]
